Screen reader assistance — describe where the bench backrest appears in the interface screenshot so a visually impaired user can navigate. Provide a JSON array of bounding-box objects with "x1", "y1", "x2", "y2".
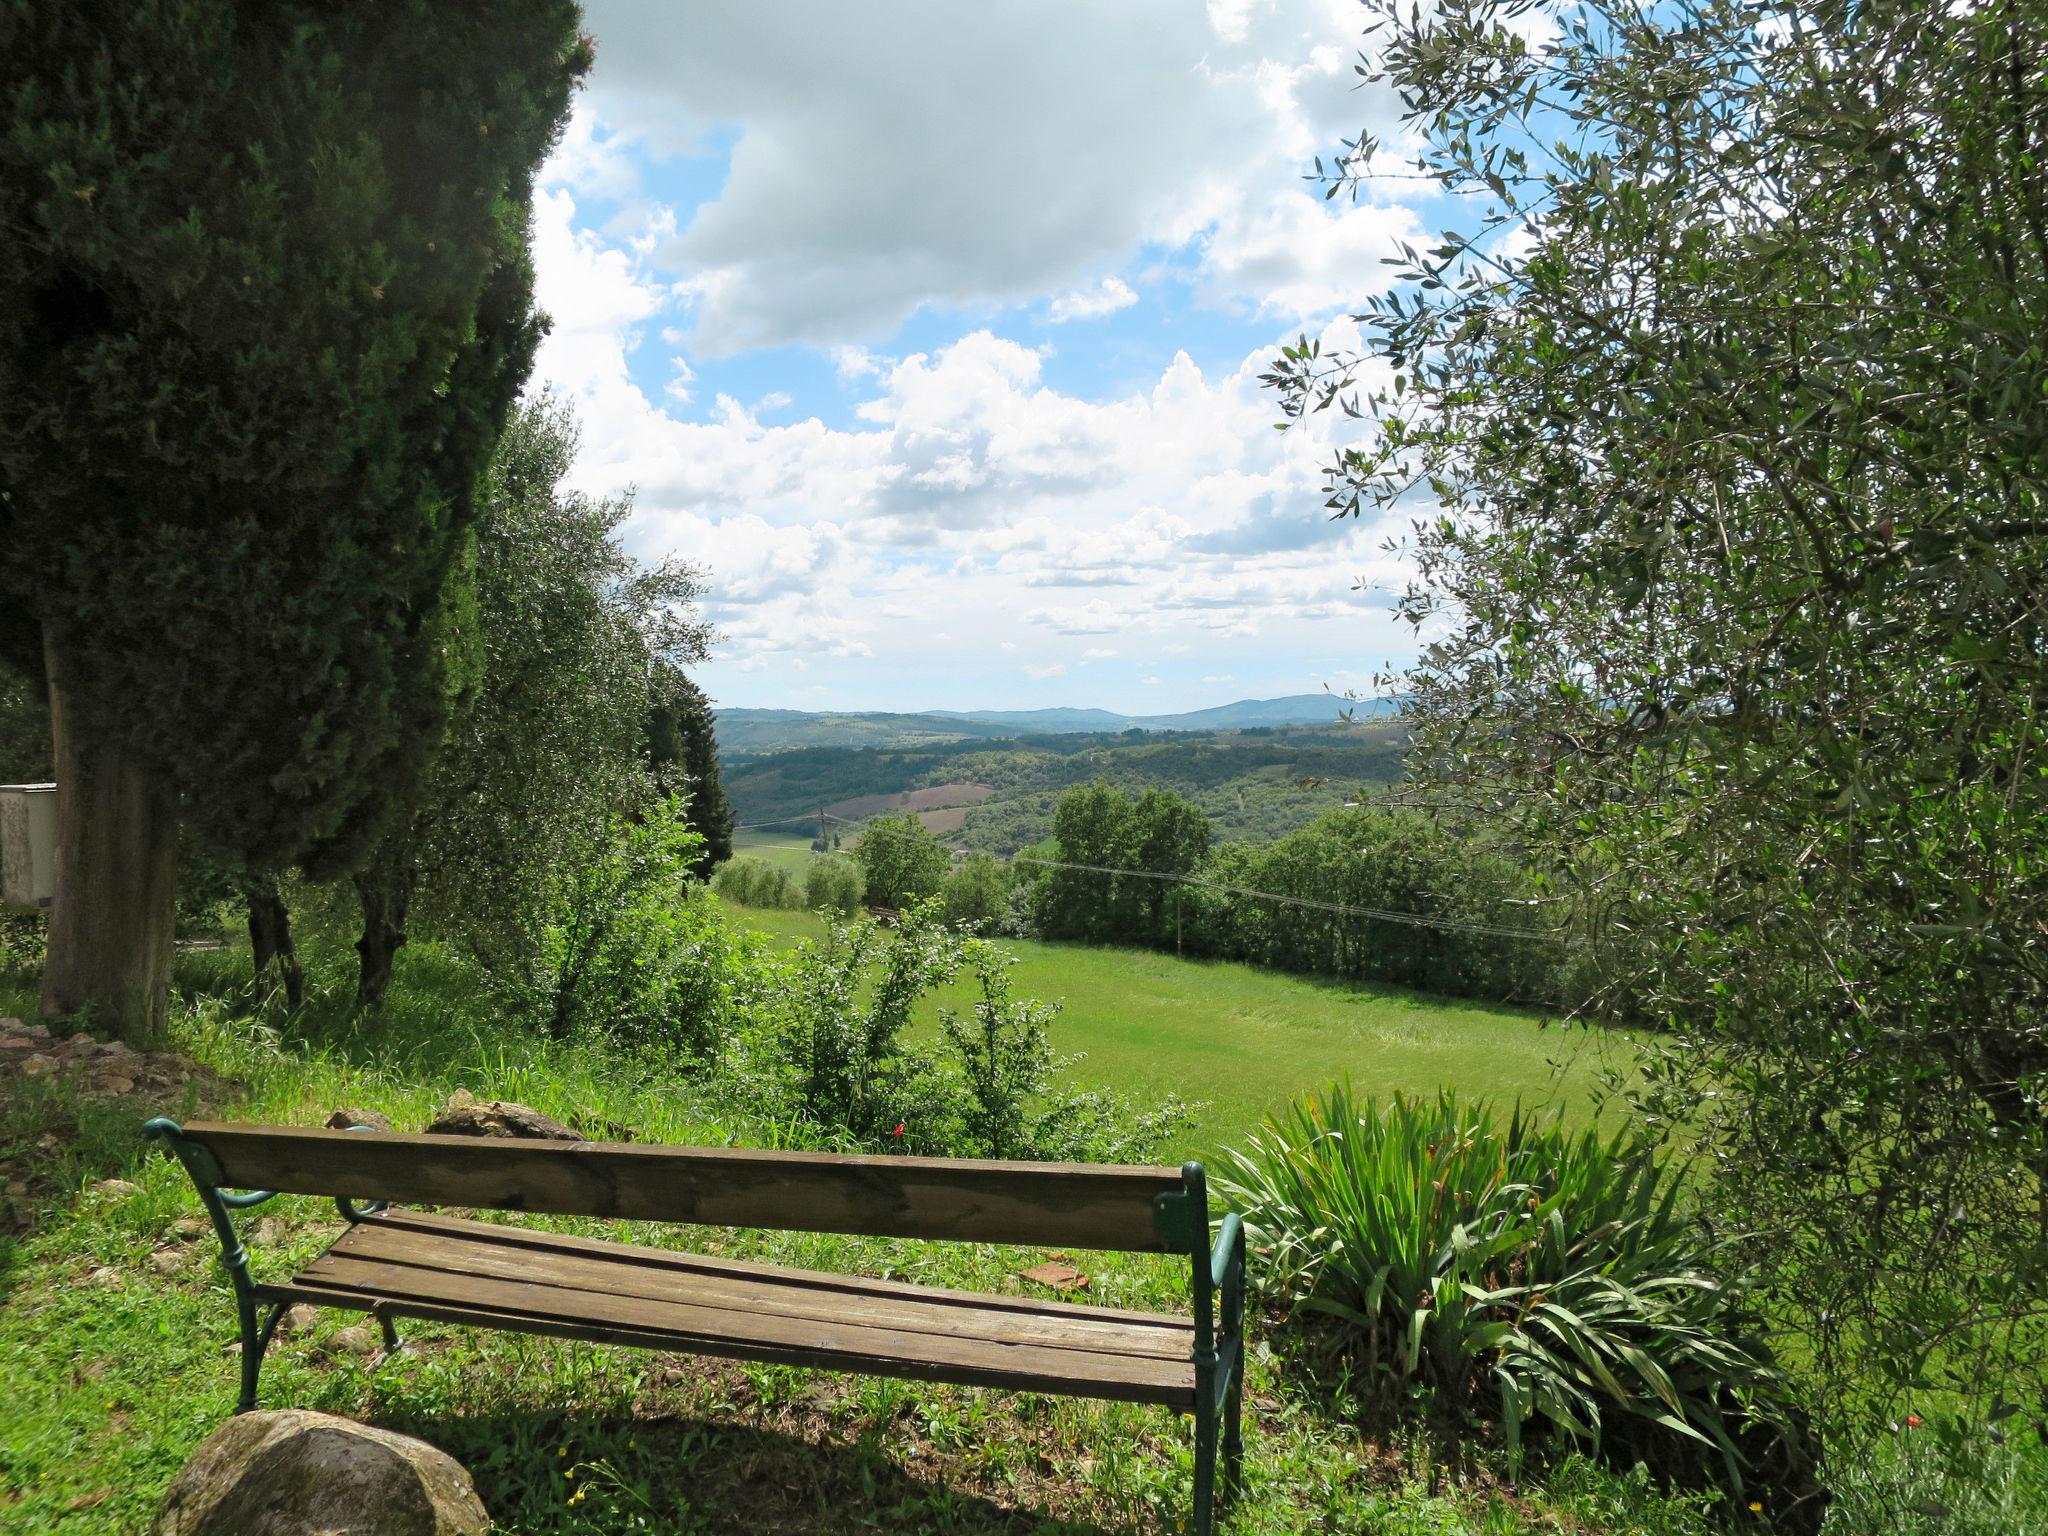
[{"x1": 175, "y1": 1123, "x2": 1192, "y2": 1253}]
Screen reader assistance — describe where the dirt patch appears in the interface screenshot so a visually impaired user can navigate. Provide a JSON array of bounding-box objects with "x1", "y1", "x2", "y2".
[
  {"x1": 0, "y1": 1017, "x2": 234, "y2": 1234},
  {"x1": 823, "y1": 782, "x2": 992, "y2": 820},
  {"x1": 914, "y1": 806, "x2": 971, "y2": 835}
]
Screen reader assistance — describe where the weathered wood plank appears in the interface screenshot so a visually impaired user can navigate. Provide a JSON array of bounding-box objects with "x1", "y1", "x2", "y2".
[
  {"x1": 287, "y1": 1254, "x2": 1196, "y2": 1401},
  {"x1": 181, "y1": 1123, "x2": 1184, "y2": 1251},
  {"x1": 257, "y1": 1280, "x2": 1196, "y2": 1407},
  {"x1": 327, "y1": 1220, "x2": 1191, "y2": 1361},
  {"x1": 364, "y1": 1209, "x2": 1194, "y2": 1329}
]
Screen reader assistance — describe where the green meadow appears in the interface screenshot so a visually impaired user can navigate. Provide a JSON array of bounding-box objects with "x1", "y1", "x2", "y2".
[
  {"x1": 719, "y1": 900, "x2": 1619, "y2": 1156},
  {"x1": 728, "y1": 828, "x2": 820, "y2": 875}
]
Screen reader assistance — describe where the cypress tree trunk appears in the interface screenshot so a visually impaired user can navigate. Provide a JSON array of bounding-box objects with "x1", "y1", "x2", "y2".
[
  {"x1": 242, "y1": 873, "x2": 304, "y2": 1009},
  {"x1": 352, "y1": 855, "x2": 415, "y2": 1009},
  {"x1": 38, "y1": 631, "x2": 180, "y2": 1047}
]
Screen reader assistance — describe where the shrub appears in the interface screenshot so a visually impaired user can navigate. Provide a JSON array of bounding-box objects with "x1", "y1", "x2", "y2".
[
  {"x1": 852, "y1": 812, "x2": 950, "y2": 907},
  {"x1": 1218, "y1": 1086, "x2": 1809, "y2": 1511},
  {"x1": 519, "y1": 796, "x2": 756, "y2": 1056},
  {"x1": 711, "y1": 856, "x2": 804, "y2": 910},
  {"x1": 803, "y1": 854, "x2": 865, "y2": 917},
  {"x1": 941, "y1": 852, "x2": 1007, "y2": 932},
  {"x1": 729, "y1": 905, "x2": 1191, "y2": 1162}
]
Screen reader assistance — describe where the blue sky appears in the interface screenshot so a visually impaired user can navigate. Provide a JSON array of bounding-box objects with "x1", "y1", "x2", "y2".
[{"x1": 531, "y1": 0, "x2": 1455, "y2": 714}]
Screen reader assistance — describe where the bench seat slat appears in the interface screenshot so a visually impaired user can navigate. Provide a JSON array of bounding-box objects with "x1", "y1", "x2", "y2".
[
  {"x1": 328, "y1": 1214, "x2": 1192, "y2": 1360},
  {"x1": 372, "y1": 1208, "x2": 1194, "y2": 1328},
  {"x1": 183, "y1": 1123, "x2": 1181, "y2": 1251},
  {"x1": 278, "y1": 1229, "x2": 1195, "y2": 1405}
]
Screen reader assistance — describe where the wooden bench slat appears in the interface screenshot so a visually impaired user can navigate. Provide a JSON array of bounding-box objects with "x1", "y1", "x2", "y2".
[
  {"x1": 285, "y1": 1252, "x2": 1197, "y2": 1404},
  {"x1": 185, "y1": 1123, "x2": 1182, "y2": 1252},
  {"x1": 366, "y1": 1209, "x2": 1194, "y2": 1330},
  {"x1": 324, "y1": 1217, "x2": 1192, "y2": 1362},
  {"x1": 259, "y1": 1280, "x2": 1196, "y2": 1408}
]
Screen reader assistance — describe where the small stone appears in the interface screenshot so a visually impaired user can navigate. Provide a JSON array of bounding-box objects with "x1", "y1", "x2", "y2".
[
  {"x1": 325, "y1": 1106, "x2": 395, "y2": 1133},
  {"x1": 173, "y1": 1217, "x2": 208, "y2": 1240},
  {"x1": 91, "y1": 1178, "x2": 142, "y2": 1199},
  {"x1": 277, "y1": 1303, "x2": 322, "y2": 1335},
  {"x1": 99, "y1": 1074, "x2": 136, "y2": 1095},
  {"x1": 252, "y1": 1217, "x2": 282, "y2": 1246},
  {"x1": 149, "y1": 1249, "x2": 184, "y2": 1276},
  {"x1": 20, "y1": 1055, "x2": 58, "y2": 1077},
  {"x1": 20, "y1": 1020, "x2": 49, "y2": 1038},
  {"x1": 5, "y1": 1180, "x2": 27, "y2": 1197},
  {"x1": 99, "y1": 1038, "x2": 130, "y2": 1054},
  {"x1": 329, "y1": 1324, "x2": 381, "y2": 1357},
  {"x1": 0, "y1": 1036, "x2": 30, "y2": 1050},
  {"x1": 86, "y1": 1265, "x2": 123, "y2": 1287}
]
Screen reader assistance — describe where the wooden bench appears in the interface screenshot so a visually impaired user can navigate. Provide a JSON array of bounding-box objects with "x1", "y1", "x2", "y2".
[{"x1": 142, "y1": 1118, "x2": 1247, "y2": 1533}]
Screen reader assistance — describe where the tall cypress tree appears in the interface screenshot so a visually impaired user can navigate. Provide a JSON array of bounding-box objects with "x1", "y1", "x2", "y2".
[
  {"x1": 648, "y1": 666, "x2": 734, "y2": 877},
  {"x1": 0, "y1": 2, "x2": 588, "y2": 1042}
]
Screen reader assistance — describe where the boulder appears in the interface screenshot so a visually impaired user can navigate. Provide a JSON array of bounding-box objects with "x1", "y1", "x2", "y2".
[
  {"x1": 153, "y1": 1410, "x2": 489, "y2": 1536},
  {"x1": 424, "y1": 1090, "x2": 577, "y2": 1141}
]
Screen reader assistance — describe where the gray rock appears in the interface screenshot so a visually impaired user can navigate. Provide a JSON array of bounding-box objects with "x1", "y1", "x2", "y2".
[
  {"x1": 425, "y1": 1091, "x2": 578, "y2": 1141},
  {"x1": 326, "y1": 1107, "x2": 396, "y2": 1133},
  {"x1": 153, "y1": 1409, "x2": 489, "y2": 1536}
]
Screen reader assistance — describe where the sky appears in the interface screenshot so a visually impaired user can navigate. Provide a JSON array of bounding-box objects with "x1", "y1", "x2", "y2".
[{"x1": 529, "y1": 0, "x2": 1448, "y2": 715}]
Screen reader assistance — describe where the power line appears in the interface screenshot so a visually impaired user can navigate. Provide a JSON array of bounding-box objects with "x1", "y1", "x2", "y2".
[{"x1": 821, "y1": 811, "x2": 1565, "y2": 945}]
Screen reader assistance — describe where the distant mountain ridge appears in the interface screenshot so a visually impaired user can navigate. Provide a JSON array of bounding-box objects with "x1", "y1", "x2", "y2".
[{"x1": 715, "y1": 694, "x2": 1396, "y2": 756}]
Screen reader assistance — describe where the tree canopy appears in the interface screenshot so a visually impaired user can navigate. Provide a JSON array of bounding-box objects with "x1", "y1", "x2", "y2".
[
  {"x1": 394, "y1": 395, "x2": 712, "y2": 992},
  {"x1": 0, "y1": 2, "x2": 589, "y2": 876},
  {"x1": 1268, "y1": 0, "x2": 2048, "y2": 1410}
]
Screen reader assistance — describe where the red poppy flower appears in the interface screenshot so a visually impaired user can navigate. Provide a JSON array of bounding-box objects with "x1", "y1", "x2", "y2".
[
  {"x1": 1905, "y1": 1414, "x2": 1922, "y2": 1429},
  {"x1": 892, "y1": 1122, "x2": 906, "y2": 1138}
]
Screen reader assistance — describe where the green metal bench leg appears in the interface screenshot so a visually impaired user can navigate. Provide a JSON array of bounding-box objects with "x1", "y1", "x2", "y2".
[
  {"x1": 240, "y1": 1299, "x2": 286, "y2": 1413},
  {"x1": 1192, "y1": 1405, "x2": 1220, "y2": 1536},
  {"x1": 378, "y1": 1310, "x2": 402, "y2": 1354},
  {"x1": 1222, "y1": 1358, "x2": 1245, "y2": 1500}
]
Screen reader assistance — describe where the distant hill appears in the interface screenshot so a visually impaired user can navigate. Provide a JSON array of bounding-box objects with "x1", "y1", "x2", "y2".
[
  {"x1": 724, "y1": 720, "x2": 1410, "y2": 852},
  {"x1": 717, "y1": 693, "x2": 1395, "y2": 757}
]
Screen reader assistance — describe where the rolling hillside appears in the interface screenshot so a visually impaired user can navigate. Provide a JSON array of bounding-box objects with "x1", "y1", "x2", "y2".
[
  {"x1": 726, "y1": 721, "x2": 1409, "y2": 851},
  {"x1": 716, "y1": 693, "x2": 1395, "y2": 756}
]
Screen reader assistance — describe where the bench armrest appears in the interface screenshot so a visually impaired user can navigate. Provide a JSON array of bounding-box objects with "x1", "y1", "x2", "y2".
[{"x1": 1210, "y1": 1212, "x2": 1244, "y2": 1291}]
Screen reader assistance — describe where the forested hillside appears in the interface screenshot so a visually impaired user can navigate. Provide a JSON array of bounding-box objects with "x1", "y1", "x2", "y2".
[{"x1": 724, "y1": 721, "x2": 1409, "y2": 849}]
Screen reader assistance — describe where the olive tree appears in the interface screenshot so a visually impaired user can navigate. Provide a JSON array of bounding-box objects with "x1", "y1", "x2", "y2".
[
  {"x1": 0, "y1": 2, "x2": 588, "y2": 1042},
  {"x1": 353, "y1": 395, "x2": 713, "y2": 1004},
  {"x1": 1267, "y1": 0, "x2": 2048, "y2": 1413}
]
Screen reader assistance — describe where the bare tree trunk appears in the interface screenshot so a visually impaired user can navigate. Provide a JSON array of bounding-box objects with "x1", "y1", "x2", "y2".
[
  {"x1": 242, "y1": 872, "x2": 304, "y2": 1009},
  {"x1": 38, "y1": 629, "x2": 179, "y2": 1047},
  {"x1": 352, "y1": 853, "x2": 415, "y2": 1009}
]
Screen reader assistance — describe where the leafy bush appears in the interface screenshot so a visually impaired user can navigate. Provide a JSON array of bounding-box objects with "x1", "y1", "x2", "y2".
[
  {"x1": 1218, "y1": 1086, "x2": 1808, "y2": 1510},
  {"x1": 941, "y1": 851, "x2": 1007, "y2": 932},
  {"x1": 729, "y1": 904, "x2": 1191, "y2": 1161},
  {"x1": 851, "y1": 812, "x2": 950, "y2": 907},
  {"x1": 711, "y1": 856, "x2": 804, "y2": 910},
  {"x1": 518, "y1": 796, "x2": 758, "y2": 1055},
  {"x1": 803, "y1": 854, "x2": 865, "y2": 916}
]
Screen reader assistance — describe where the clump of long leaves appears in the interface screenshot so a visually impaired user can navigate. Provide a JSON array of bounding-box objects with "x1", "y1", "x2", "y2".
[{"x1": 1218, "y1": 1086, "x2": 1795, "y2": 1488}]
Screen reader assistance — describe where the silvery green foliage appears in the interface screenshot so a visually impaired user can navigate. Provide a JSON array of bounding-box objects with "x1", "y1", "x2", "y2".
[{"x1": 1266, "y1": 0, "x2": 2048, "y2": 1417}]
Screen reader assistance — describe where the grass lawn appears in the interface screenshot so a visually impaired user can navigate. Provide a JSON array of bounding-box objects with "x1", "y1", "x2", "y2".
[
  {"x1": 0, "y1": 948, "x2": 1741, "y2": 1536},
  {"x1": 1, "y1": 943, "x2": 2038, "y2": 1534},
  {"x1": 719, "y1": 901, "x2": 1622, "y2": 1157},
  {"x1": 730, "y1": 829, "x2": 821, "y2": 876}
]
